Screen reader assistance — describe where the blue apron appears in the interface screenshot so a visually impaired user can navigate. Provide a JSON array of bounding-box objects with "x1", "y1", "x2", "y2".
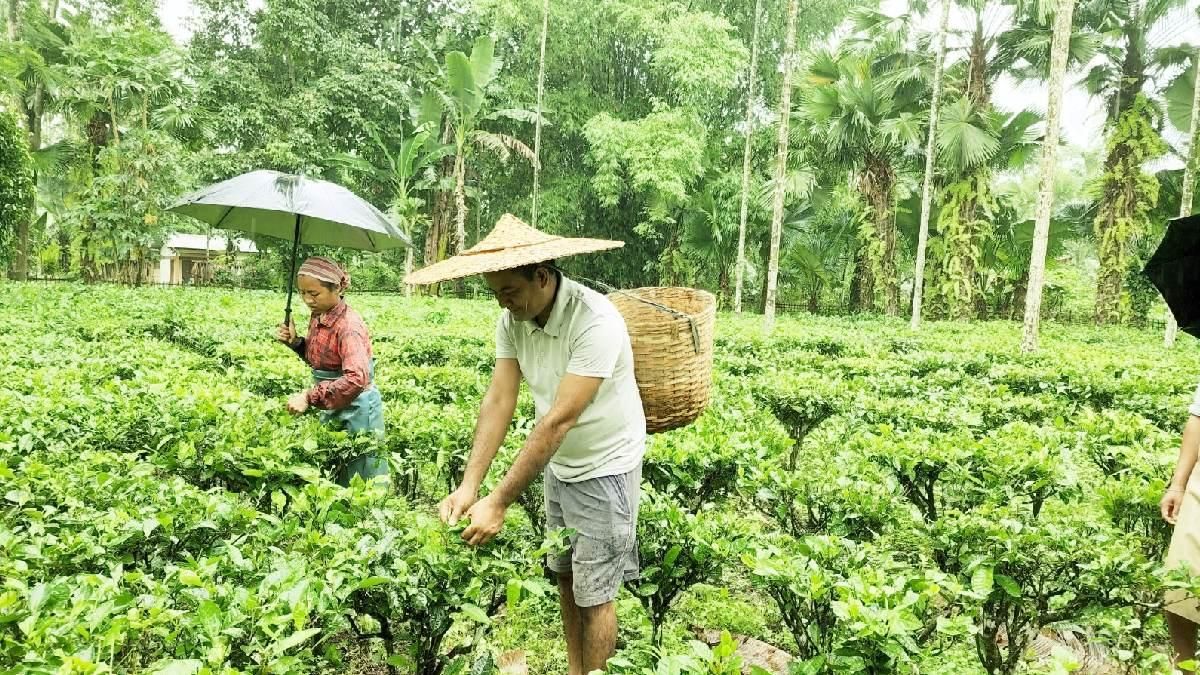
[{"x1": 312, "y1": 361, "x2": 388, "y2": 485}]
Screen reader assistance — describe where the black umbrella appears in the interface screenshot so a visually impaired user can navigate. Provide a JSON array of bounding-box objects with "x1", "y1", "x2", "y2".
[{"x1": 1144, "y1": 213, "x2": 1200, "y2": 337}]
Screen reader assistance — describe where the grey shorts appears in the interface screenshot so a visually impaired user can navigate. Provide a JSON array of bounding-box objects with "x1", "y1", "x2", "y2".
[{"x1": 544, "y1": 464, "x2": 642, "y2": 608}]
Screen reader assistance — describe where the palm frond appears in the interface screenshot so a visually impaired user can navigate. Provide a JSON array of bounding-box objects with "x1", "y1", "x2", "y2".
[
  {"x1": 1144, "y1": 0, "x2": 1189, "y2": 28},
  {"x1": 996, "y1": 109, "x2": 1044, "y2": 170},
  {"x1": 937, "y1": 96, "x2": 999, "y2": 173},
  {"x1": 472, "y1": 131, "x2": 539, "y2": 168},
  {"x1": 806, "y1": 49, "x2": 842, "y2": 86},
  {"x1": 486, "y1": 108, "x2": 551, "y2": 126},
  {"x1": 880, "y1": 111, "x2": 926, "y2": 154},
  {"x1": 30, "y1": 139, "x2": 87, "y2": 174}
]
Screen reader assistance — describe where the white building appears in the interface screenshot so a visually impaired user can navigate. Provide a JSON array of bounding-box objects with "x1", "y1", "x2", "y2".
[{"x1": 159, "y1": 233, "x2": 258, "y2": 284}]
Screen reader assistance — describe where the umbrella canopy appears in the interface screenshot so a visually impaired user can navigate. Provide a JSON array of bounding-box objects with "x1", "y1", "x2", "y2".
[
  {"x1": 169, "y1": 170, "x2": 409, "y2": 251},
  {"x1": 169, "y1": 170, "x2": 410, "y2": 324},
  {"x1": 1143, "y1": 213, "x2": 1200, "y2": 337}
]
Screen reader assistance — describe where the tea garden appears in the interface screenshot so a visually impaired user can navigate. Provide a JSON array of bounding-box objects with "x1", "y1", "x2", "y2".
[{"x1": 4, "y1": 282, "x2": 1200, "y2": 675}]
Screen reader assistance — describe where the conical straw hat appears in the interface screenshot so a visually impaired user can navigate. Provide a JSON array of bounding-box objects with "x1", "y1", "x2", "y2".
[{"x1": 404, "y1": 214, "x2": 624, "y2": 285}]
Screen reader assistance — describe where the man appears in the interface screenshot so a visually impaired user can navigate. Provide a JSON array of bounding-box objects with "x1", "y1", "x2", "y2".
[
  {"x1": 407, "y1": 215, "x2": 643, "y2": 674},
  {"x1": 1161, "y1": 377, "x2": 1200, "y2": 669}
]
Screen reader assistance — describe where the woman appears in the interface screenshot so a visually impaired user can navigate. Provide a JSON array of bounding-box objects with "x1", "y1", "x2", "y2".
[
  {"x1": 275, "y1": 256, "x2": 388, "y2": 485},
  {"x1": 1162, "y1": 381, "x2": 1200, "y2": 667}
]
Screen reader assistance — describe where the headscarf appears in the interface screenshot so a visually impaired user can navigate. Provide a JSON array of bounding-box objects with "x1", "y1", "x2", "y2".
[{"x1": 297, "y1": 256, "x2": 350, "y2": 294}]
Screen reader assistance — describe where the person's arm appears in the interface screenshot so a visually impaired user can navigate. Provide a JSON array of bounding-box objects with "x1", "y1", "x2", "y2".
[
  {"x1": 461, "y1": 373, "x2": 602, "y2": 545},
  {"x1": 1163, "y1": 415, "x2": 1200, "y2": 524},
  {"x1": 439, "y1": 358, "x2": 522, "y2": 523},
  {"x1": 461, "y1": 317, "x2": 624, "y2": 546},
  {"x1": 495, "y1": 374, "x2": 601, "y2": 505}
]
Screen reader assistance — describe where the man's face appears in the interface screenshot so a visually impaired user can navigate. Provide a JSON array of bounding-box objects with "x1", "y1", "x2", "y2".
[
  {"x1": 297, "y1": 274, "x2": 341, "y2": 314},
  {"x1": 483, "y1": 268, "x2": 552, "y2": 321}
]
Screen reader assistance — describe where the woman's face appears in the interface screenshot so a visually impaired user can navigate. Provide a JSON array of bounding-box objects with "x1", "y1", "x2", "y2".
[{"x1": 297, "y1": 274, "x2": 342, "y2": 314}]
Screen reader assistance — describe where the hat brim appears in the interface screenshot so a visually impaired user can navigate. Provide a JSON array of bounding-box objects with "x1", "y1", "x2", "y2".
[{"x1": 405, "y1": 238, "x2": 624, "y2": 285}]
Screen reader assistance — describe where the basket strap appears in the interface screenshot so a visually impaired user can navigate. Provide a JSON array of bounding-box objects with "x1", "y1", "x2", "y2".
[{"x1": 563, "y1": 269, "x2": 702, "y2": 354}]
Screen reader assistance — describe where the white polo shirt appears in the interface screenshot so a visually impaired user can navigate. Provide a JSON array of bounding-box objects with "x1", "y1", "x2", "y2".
[{"x1": 495, "y1": 275, "x2": 646, "y2": 483}]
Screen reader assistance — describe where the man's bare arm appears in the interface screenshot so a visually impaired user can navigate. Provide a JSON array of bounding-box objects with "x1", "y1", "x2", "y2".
[
  {"x1": 439, "y1": 358, "x2": 521, "y2": 523},
  {"x1": 460, "y1": 358, "x2": 522, "y2": 492},
  {"x1": 490, "y1": 373, "x2": 603, "y2": 507}
]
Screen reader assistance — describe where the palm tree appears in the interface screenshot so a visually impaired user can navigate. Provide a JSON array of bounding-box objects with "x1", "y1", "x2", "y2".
[
  {"x1": 1077, "y1": 0, "x2": 1194, "y2": 324},
  {"x1": 801, "y1": 50, "x2": 925, "y2": 315},
  {"x1": 911, "y1": 0, "x2": 952, "y2": 329},
  {"x1": 764, "y1": 0, "x2": 799, "y2": 333},
  {"x1": 1022, "y1": 0, "x2": 1077, "y2": 353},
  {"x1": 734, "y1": 0, "x2": 763, "y2": 314},
  {"x1": 682, "y1": 181, "x2": 738, "y2": 301},
  {"x1": 928, "y1": 100, "x2": 1042, "y2": 318}
]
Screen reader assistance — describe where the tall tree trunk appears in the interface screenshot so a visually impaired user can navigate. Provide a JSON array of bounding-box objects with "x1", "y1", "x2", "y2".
[
  {"x1": 911, "y1": 0, "x2": 951, "y2": 330},
  {"x1": 763, "y1": 0, "x2": 799, "y2": 334},
  {"x1": 965, "y1": 15, "x2": 990, "y2": 109},
  {"x1": 423, "y1": 122, "x2": 455, "y2": 296},
  {"x1": 1021, "y1": 0, "x2": 1076, "y2": 353},
  {"x1": 531, "y1": 0, "x2": 549, "y2": 227},
  {"x1": 8, "y1": 0, "x2": 30, "y2": 281},
  {"x1": 404, "y1": 245, "x2": 414, "y2": 298},
  {"x1": 452, "y1": 147, "x2": 468, "y2": 298},
  {"x1": 20, "y1": 0, "x2": 56, "y2": 281},
  {"x1": 1092, "y1": 96, "x2": 1164, "y2": 325},
  {"x1": 733, "y1": 0, "x2": 763, "y2": 314},
  {"x1": 1166, "y1": 47, "x2": 1200, "y2": 348},
  {"x1": 453, "y1": 146, "x2": 467, "y2": 252},
  {"x1": 856, "y1": 157, "x2": 895, "y2": 314},
  {"x1": 850, "y1": 243, "x2": 875, "y2": 312},
  {"x1": 935, "y1": 16, "x2": 994, "y2": 320},
  {"x1": 6, "y1": 0, "x2": 17, "y2": 42}
]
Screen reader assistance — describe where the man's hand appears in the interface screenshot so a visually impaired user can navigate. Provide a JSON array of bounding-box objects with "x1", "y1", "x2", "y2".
[
  {"x1": 461, "y1": 495, "x2": 506, "y2": 546},
  {"x1": 287, "y1": 391, "x2": 310, "y2": 416},
  {"x1": 1163, "y1": 487, "x2": 1186, "y2": 525},
  {"x1": 438, "y1": 485, "x2": 479, "y2": 525},
  {"x1": 276, "y1": 321, "x2": 297, "y2": 345}
]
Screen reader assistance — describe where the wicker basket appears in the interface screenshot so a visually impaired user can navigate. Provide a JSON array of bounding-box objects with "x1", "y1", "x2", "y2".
[{"x1": 608, "y1": 287, "x2": 716, "y2": 434}]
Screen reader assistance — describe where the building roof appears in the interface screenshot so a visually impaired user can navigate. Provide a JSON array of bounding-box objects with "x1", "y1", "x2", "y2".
[{"x1": 163, "y1": 233, "x2": 258, "y2": 254}]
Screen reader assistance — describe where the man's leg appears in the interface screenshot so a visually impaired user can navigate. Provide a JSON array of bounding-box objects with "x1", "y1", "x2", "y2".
[
  {"x1": 558, "y1": 467, "x2": 639, "y2": 674},
  {"x1": 579, "y1": 600, "x2": 618, "y2": 673},
  {"x1": 558, "y1": 574, "x2": 585, "y2": 675},
  {"x1": 1167, "y1": 610, "x2": 1198, "y2": 668}
]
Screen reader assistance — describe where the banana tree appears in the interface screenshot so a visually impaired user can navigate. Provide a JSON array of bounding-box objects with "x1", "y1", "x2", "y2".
[
  {"x1": 425, "y1": 37, "x2": 540, "y2": 263},
  {"x1": 334, "y1": 120, "x2": 450, "y2": 296}
]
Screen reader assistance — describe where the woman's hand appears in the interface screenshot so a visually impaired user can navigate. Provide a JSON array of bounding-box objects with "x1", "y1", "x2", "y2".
[
  {"x1": 276, "y1": 321, "x2": 297, "y2": 345},
  {"x1": 1162, "y1": 487, "x2": 1186, "y2": 525},
  {"x1": 287, "y1": 391, "x2": 310, "y2": 416}
]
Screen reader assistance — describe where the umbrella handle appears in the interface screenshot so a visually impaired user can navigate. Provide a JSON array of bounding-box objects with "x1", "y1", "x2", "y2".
[{"x1": 284, "y1": 214, "x2": 302, "y2": 326}]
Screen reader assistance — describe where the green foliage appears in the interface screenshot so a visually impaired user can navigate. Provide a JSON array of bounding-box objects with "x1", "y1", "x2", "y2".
[
  {"x1": 584, "y1": 109, "x2": 708, "y2": 217},
  {"x1": 1092, "y1": 96, "x2": 1168, "y2": 325},
  {"x1": 651, "y1": 11, "x2": 748, "y2": 108},
  {"x1": 0, "y1": 109, "x2": 34, "y2": 267},
  {"x1": 744, "y1": 536, "x2": 946, "y2": 673},
  {"x1": 627, "y1": 488, "x2": 736, "y2": 646}
]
